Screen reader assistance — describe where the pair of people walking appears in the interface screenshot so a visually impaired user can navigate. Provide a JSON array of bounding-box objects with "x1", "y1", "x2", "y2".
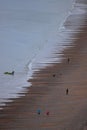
[{"x1": 37, "y1": 109, "x2": 49, "y2": 116}]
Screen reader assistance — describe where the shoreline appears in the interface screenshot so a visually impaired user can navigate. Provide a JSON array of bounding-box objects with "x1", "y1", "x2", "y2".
[
  {"x1": 0, "y1": 24, "x2": 87, "y2": 130},
  {"x1": 0, "y1": 0, "x2": 75, "y2": 106},
  {"x1": 0, "y1": 1, "x2": 87, "y2": 130}
]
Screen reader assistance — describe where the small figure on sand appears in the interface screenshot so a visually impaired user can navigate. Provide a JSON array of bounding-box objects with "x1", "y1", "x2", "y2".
[
  {"x1": 66, "y1": 88, "x2": 69, "y2": 95},
  {"x1": 53, "y1": 74, "x2": 56, "y2": 77},
  {"x1": 46, "y1": 111, "x2": 50, "y2": 116},
  {"x1": 37, "y1": 109, "x2": 41, "y2": 115},
  {"x1": 67, "y1": 58, "x2": 70, "y2": 64}
]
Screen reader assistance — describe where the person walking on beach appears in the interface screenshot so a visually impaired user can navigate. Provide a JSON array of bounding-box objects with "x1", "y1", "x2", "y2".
[
  {"x1": 53, "y1": 74, "x2": 56, "y2": 77},
  {"x1": 66, "y1": 88, "x2": 69, "y2": 95},
  {"x1": 67, "y1": 58, "x2": 70, "y2": 64},
  {"x1": 37, "y1": 109, "x2": 41, "y2": 115}
]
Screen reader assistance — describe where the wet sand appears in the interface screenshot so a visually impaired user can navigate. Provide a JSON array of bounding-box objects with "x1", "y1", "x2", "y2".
[{"x1": 0, "y1": 2, "x2": 87, "y2": 130}]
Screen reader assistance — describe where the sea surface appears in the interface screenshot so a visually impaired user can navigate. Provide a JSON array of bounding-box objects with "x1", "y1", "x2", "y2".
[{"x1": 0, "y1": 0, "x2": 86, "y2": 108}]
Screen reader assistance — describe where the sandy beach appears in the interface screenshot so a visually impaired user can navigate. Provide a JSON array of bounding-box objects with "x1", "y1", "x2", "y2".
[{"x1": 0, "y1": 1, "x2": 87, "y2": 130}]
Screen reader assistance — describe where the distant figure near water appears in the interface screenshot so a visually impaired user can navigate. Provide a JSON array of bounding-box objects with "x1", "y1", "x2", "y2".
[
  {"x1": 11, "y1": 71, "x2": 15, "y2": 75},
  {"x1": 66, "y1": 88, "x2": 69, "y2": 95},
  {"x1": 67, "y1": 58, "x2": 70, "y2": 64}
]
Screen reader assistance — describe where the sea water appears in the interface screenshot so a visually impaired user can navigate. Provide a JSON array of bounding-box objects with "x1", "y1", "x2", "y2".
[{"x1": 0, "y1": 0, "x2": 86, "y2": 108}]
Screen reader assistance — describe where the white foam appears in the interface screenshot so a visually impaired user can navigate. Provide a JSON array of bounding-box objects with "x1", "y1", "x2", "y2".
[{"x1": 27, "y1": 0, "x2": 86, "y2": 79}]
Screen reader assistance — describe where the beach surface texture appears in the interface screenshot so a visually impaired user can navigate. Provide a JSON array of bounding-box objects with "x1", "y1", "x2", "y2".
[{"x1": 0, "y1": 1, "x2": 87, "y2": 130}]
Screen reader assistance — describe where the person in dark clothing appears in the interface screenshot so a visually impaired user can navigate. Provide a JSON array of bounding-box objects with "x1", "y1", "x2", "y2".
[
  {"x1": 11, "y1": 71, "x2": 15, "y2": 75},
  {"x1": 66, "y1": 88, "x2": 69, "y2": 95},
  {"x1": 67, "y1": 58, "x2": 70, "y2": 64},
  {"x1": 37, "y1": 109, "x2": 41, "y2": 115},
  {"x1": 53, "y1": 74, "x2": 56, "y2": 77},
  {"x1": 46, "y1": 111, "x2": 50, "y2": 116}
]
